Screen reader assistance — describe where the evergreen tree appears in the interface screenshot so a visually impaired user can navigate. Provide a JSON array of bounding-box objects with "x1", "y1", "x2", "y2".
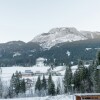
[
  {"x1": 63, "y1": 66, "x2": 72, "y2": 93},
  {"x1": 77, "y1": 60, "x2": 86, "y2": 92},
  {"x1": 9, "y1": 74, "x2": 16, "y2": 98},
  {"x1": 48, "y1": 74, "x2": 55, "y2": 96},
  {"x1": 93, "y1": 51, "x2": 100, "y2": 92},
  {"x1": 73, "y1": 69, "x2": 80, "y2": 92},
  {"x1": 41, "y1": 75, "x2": 47, "y2": 90},
  {"x1": 35, "y1": 76, "x2": 41, "y2": 91},
  {"x1": 14, "y1": 71, "x2": 21, "y2": 95},
  {"x1": 20, "y1": 79, "x2": 26, "y2": 93},
  {"x1": 87, "y1": 62, "x2": 95, "y2": 92},
  {"x1": 96, "y1": 51, "x2": 100, "y2": 65},
  {"x1": 9, "y1": 71, "x2": 26, "y2": 97},
  {"x1": 74, "y1": 59, "x2": 93, "y2": 93}
]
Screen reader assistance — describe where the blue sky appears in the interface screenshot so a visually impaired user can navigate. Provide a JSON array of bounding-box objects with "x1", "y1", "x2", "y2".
[{"x1": 0, "y1": 0, "x2": 100, "y2": 43}]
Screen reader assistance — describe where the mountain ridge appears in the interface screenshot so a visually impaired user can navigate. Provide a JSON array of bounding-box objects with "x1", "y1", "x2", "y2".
[{"x1": 31, "y1": 27, "x2": 100, "y2": 49}]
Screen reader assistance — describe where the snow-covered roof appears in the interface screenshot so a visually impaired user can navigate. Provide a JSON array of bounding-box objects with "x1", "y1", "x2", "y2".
[
  {"x1": 75, "y1": 93, "x2": 100, "y2": 96},
  {"x1": 36, "y1": 57, "x2": 46, "y2": 61},
  {"x1": 53, "y1": 66, "x2": 66, "y2": 72}
]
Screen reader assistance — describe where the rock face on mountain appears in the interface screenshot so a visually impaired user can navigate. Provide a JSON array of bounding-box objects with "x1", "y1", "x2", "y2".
[
  {"x1": 81, "y1": 31, "x2": 100, "y2": 39},
  {"x1": 31, "y1": 27, "x2": 100, "y2": 49}
]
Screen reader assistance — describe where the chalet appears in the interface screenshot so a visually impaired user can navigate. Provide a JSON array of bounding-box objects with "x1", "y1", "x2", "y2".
[{"x1": 75, "y1": 93, "x2": 100, "y2": 100}]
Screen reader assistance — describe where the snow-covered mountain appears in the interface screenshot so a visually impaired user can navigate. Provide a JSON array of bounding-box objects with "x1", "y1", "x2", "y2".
[
  {"x1": 81, "y1": 31, "x2": 100, "y2": 39},
  {"x1": 31, "y1": 27, "x2": 100, "y2": 49}
]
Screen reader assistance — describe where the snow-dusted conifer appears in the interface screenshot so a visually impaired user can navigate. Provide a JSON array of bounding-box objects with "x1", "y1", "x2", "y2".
[
  {"x1": 48, "y1": 74, "x2": 55, "y2": 96},
  {"x1": 64, "y1": 66, "x2": 72, "y2": 93}
]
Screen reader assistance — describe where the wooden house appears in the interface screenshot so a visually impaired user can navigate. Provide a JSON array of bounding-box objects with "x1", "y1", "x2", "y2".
[{"x1": 75, "y1": 93, "x2": 100, "y2": 100}]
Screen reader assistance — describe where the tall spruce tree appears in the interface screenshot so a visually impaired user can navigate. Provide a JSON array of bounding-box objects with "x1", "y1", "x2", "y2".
[
  {"x1": 77, "y1": 60, "x2": 85, "y2": 93},
  {"x1": 96, "y1": 51, "x2": 100, "y2": 65},
  {"x1": 48, "y1": 74, "x2": 55, "y2": 96},
  {"x1": 63, "y1": 66, "x2": 72, "y2": 93},
  {"x1": 88, "y1": 61, "x2": 95, "y2": 92},
  {"x1": 41, "y1": 75, "x2": 47, "y2": 96},
  {"x1": 20, "y1": 79, "x2": 26, "y2": 93},
  {"x1": 93, "y1": 51, "x2": 100, "y2": 92},
  {"x1": 14, "y1": 71, "x2": 21, "y2": 95},
  {"x1": 41, "y1": 75, "x2": 47, "y2": 90},
  {"x1": 35, "y1": 76, "x2": 41, "y2": 91},
  {"x1": 9, "y1": 74, "x2": 16, "y2": 98}
]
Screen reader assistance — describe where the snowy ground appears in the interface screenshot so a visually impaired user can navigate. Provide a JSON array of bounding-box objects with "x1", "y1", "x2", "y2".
[
  {"x1": 1, "y1": 66, "x2": 65, "y2": 94},
  {"x1": 1, "y1": 66, "x2": 66, "y2": 81},
  {"x1": 1, "y1": 64, "x2": 89, "y2": 83},
  {"x1": 1, "y1": 66, "x2": 49, "y2": 81},
  {"x1": 0, "y1": 64, "x2": 89, "y2": 100},
  {"x1": 0, "y1": 95, "x2": 74, "y2": 100}
]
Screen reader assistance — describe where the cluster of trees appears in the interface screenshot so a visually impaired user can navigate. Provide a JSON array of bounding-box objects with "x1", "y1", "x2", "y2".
[
  {"x1": 63, "y1": 51, "x2": 100, "y2": 93},
  {"x1": 0, "y1": 71, "x2": 26, "y2": 99},
  {"x1": 8, "y1": 71, "x2": 26, "y2": 98},
  {"x1": 35, "y1": 74, "x2": 61, "y2": 96}
]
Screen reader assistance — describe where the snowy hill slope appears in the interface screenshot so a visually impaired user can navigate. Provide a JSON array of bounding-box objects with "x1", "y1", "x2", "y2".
[{"x1": 31, "y1": 27, "x2": 100, "y2": 49}]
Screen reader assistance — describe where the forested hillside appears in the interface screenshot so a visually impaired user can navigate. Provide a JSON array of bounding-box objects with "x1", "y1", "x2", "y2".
[{"x1": 0, "y1": 39, "x2": 100, "y2": 66}]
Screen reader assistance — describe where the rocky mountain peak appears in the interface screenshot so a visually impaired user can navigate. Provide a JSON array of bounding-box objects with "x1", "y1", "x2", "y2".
[{"x1": 31, "y1": 27, "x2": 100, "y2": 49}]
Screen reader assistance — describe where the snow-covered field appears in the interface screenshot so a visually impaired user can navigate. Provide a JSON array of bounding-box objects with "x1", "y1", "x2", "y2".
[
  {"x1": 1, "y1": 65, "x2": 66, "y2": 92},
  {"x1": 1, "y1": 66, "x2": 50, "y2": 81},
  {"x1": 0, "y1": 95, "x2": 74, "y2": 100},
  {"x1": 1, "y1": 64, "x2": 89, "y2": 100},
  {"x1": 0, "y1": 64, "x2": 91, "y2": 100},
  {"x1": 1, "y1": 64, "x2": 89, "y2": 82}
]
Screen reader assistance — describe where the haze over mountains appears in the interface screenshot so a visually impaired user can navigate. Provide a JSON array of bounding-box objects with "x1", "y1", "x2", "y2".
[{"x1": 0, "y1": 27, "x2": 100, "y2": 66}]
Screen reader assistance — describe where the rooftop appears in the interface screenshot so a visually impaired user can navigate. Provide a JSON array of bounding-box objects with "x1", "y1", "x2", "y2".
[{"x1": 75, "y1": 93, "x2": 100, "y2": 96}]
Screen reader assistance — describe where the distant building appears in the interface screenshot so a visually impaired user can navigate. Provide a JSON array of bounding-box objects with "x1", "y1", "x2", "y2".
[
  {"x1": 75, "y1": 93, "x2": 100, "y2": 100},
  {"x1": 34, "y1": 71, "x2": 44, "y2": 76},
  {"x1": 83, "y1": 60, "x2": 93, "y2": 65},
  {"x1": 22, "y1": 70, "x2": 33, "y2": 77},
  {"x1": 36, "y1": 57, "x2": 46, "y2": 67}
]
